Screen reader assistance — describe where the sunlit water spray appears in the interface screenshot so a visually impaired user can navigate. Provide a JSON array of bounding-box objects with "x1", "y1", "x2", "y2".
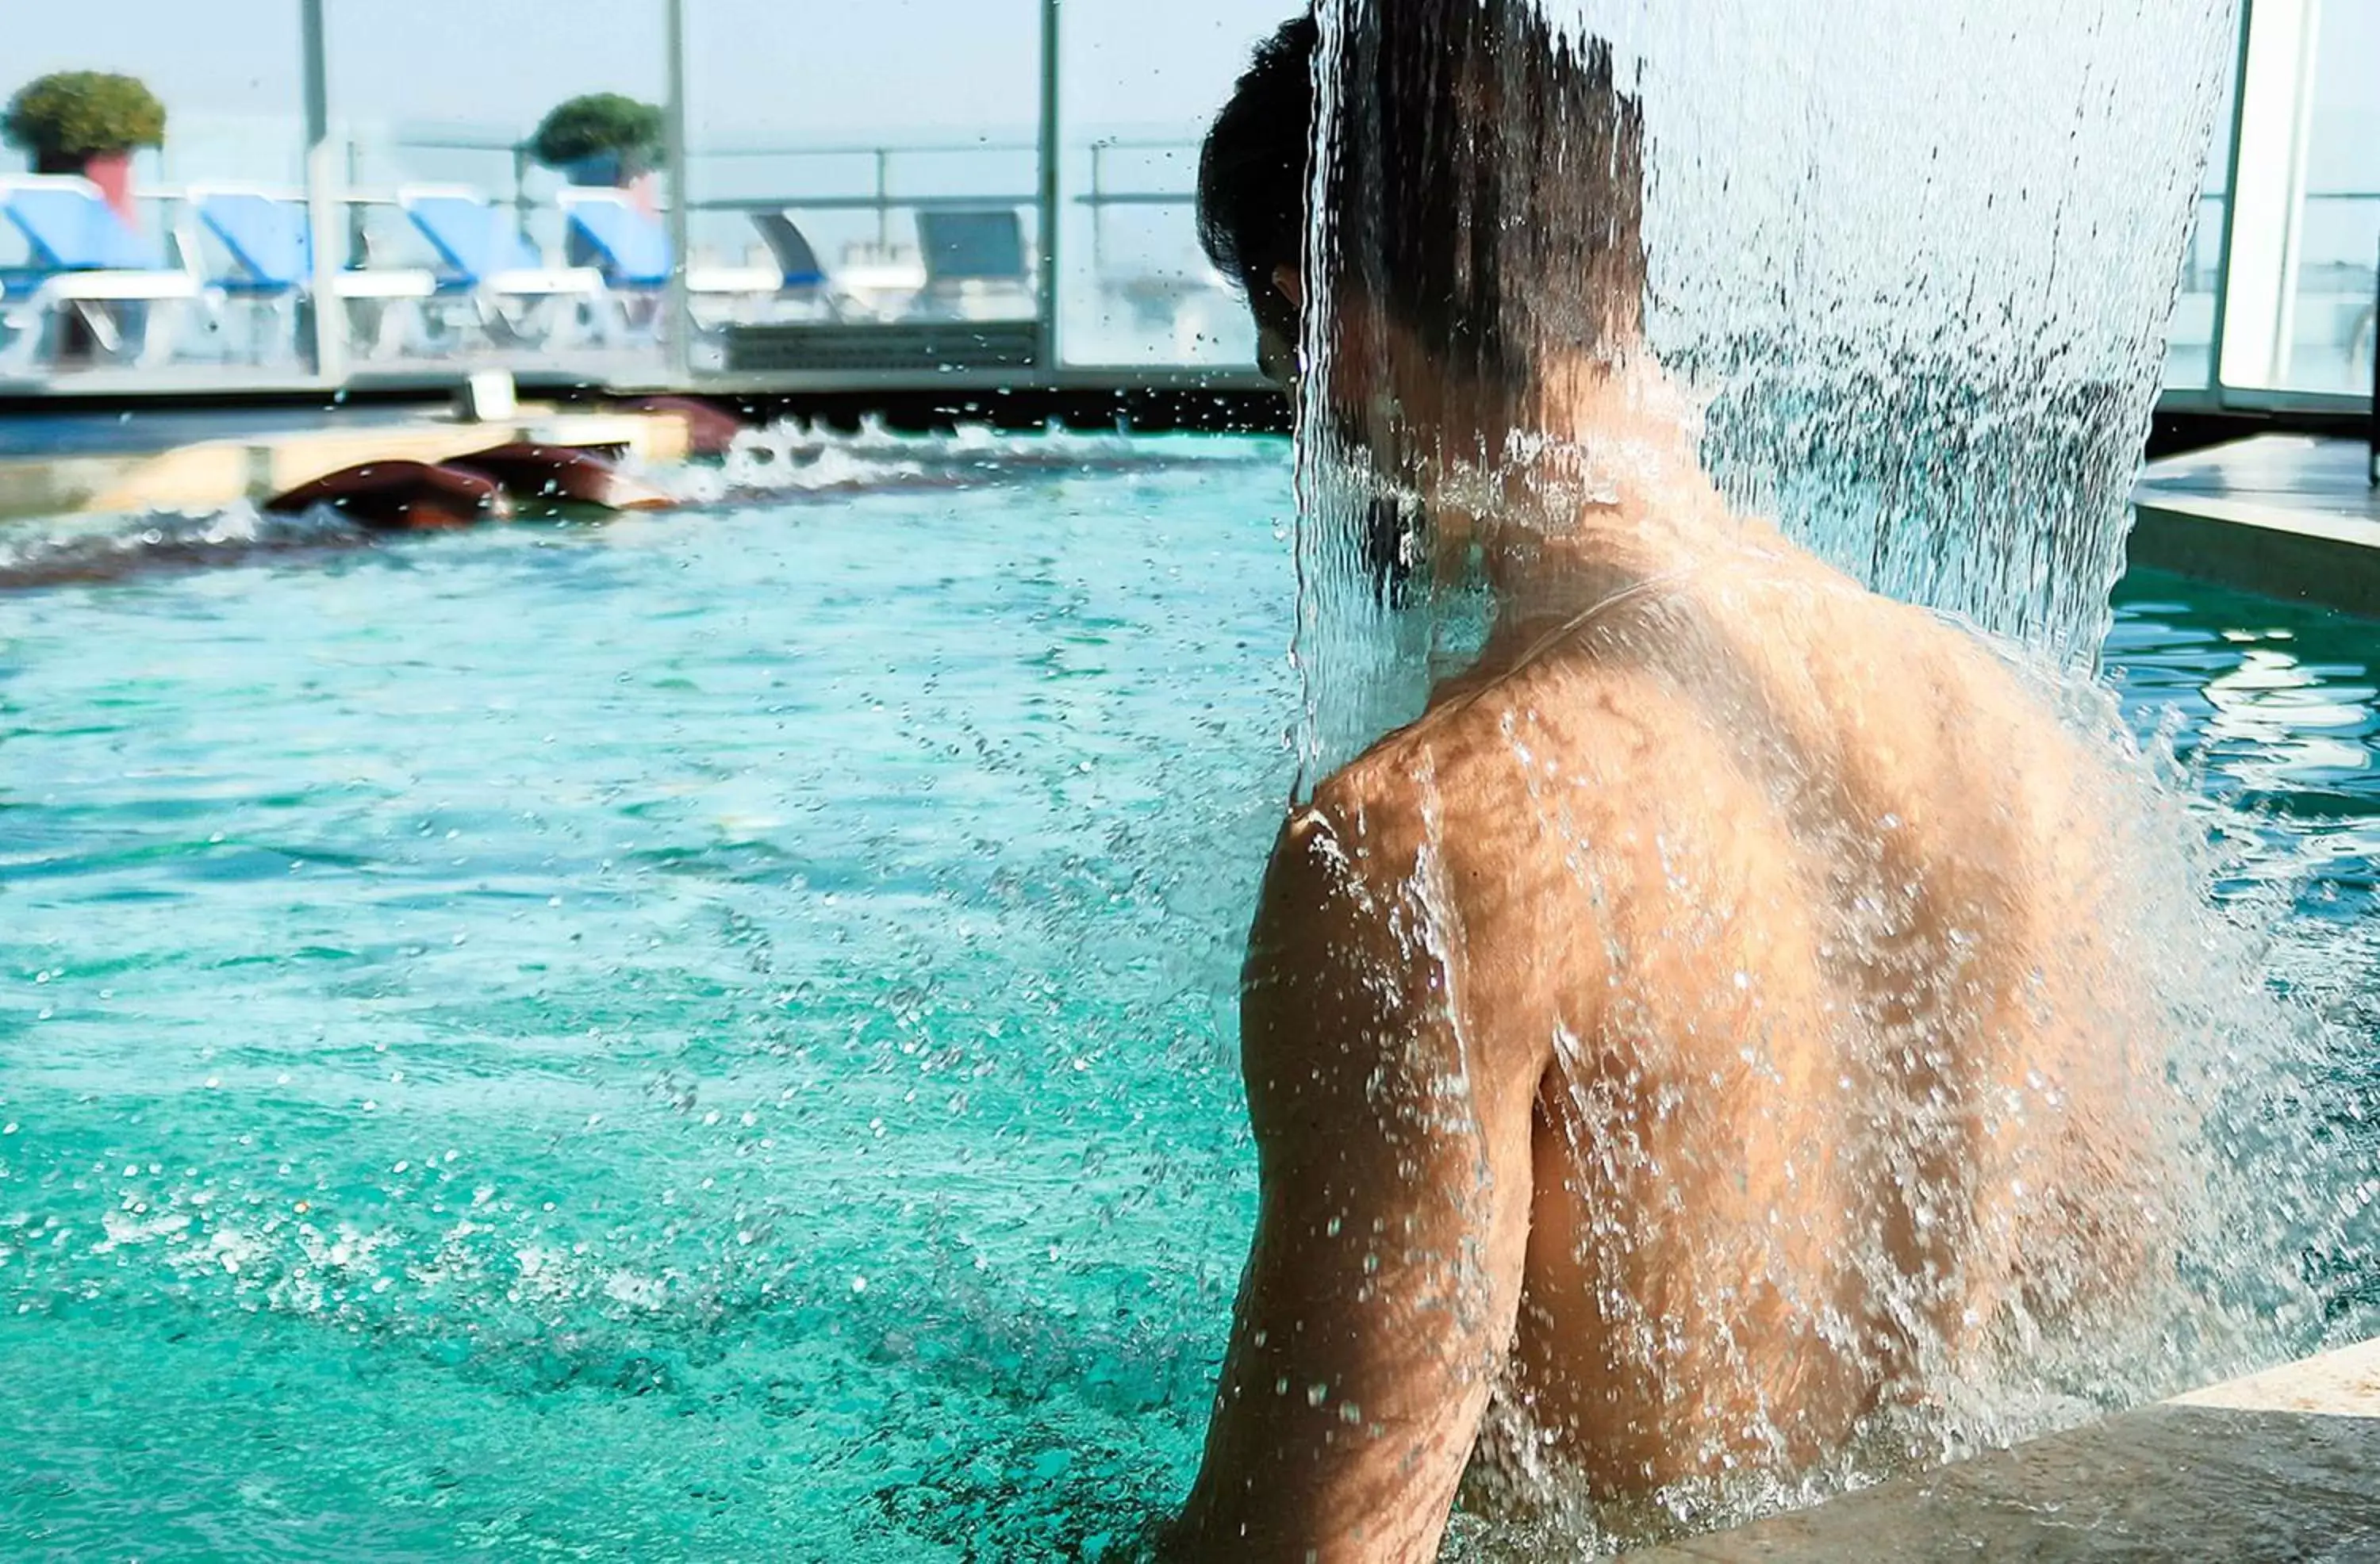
[{"x1": 1280, "y1": 0, "x2": 2374, "y2": 1554}]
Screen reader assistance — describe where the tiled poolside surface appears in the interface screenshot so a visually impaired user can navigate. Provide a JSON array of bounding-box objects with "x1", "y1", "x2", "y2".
[
  {"x1": 2133, "y1": 435, "x2": 2380, "y2": 616},
  {"x1": 1625, "y1": 1339, "x2": 2380, "y2": 1562}
]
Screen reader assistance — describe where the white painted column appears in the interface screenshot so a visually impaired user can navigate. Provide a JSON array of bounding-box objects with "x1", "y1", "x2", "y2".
[
  {"x1": 664, "y1": 0, "x2": 695, "y2": 385},
  {"x1": 300, "y1": 0, "x2": 345, "y2": 385},
  {"x1": 2218, "y1": 0, "x2": 2324, "y2": 389},
  {"x1": 1038, "y1": 0, "x2": 1062, "y2": 371}
]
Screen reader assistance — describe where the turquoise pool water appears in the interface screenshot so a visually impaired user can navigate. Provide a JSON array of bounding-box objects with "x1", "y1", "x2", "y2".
[{"x1": 1, "y1": 437, "x2": 2374, "y2": 1558}]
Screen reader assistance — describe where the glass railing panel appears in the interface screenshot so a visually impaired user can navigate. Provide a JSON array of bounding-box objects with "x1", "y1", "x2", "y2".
[
  {"x1": 319, "y1": 0, "x2": 674, "y2": 385},
  {"x1": 1, "y1": 0, "x2": 308, "y2": 387},
  {"x1": 2277, "y1": 0, "x2": 2379, "y2": 397},
  {"x1": 1055, "y1": 5, "x2": 1288, "y2": 370},
  {"x1": 684, "y1": 0, "x2": 1045, "y2": 378}
]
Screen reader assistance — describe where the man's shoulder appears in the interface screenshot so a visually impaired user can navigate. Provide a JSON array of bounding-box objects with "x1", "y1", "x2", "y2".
[{"x1": 1312, "y1": 657, "x2": 1660, "y2": 838}]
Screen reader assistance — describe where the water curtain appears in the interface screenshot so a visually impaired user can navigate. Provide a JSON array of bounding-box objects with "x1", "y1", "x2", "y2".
[{"x1": 1291, "y1": 0, "x2": 2240, "y2": 782}]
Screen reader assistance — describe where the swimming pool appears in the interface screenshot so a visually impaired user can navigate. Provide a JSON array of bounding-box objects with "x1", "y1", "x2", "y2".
[{"x1": 1, "y1": 435, "x2": 2373, "y2": 1558}]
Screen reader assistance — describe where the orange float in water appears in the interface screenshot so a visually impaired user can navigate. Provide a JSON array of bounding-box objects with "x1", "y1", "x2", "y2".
[
  {"x1": 267, "y1": 445, "x2": 675, "y2": 530},
  {"x1": 449, "y1": 443, "x2": 675, "y2": 514},
  {"x1": 264, "y1": 460, "x2": 509, "y2": 531}
]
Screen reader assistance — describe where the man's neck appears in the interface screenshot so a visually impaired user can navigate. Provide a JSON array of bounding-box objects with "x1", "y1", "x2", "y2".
[{"x1": 1446, "y1": 358, "x2": 1745, "y2": 639}]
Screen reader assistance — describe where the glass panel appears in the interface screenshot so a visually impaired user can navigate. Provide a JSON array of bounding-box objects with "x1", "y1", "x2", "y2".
[
  {"x1": 320, "y1": 0, "x2": 672, "y2": 383},
  {"x1": 2164, "y1": 17, "x2": 2241, "y2": 389},
  {"x1": 685, "y1": 0, "x2": 1043, "y2": 378},
  {"x1": 2279, "y1": 0, "x2": 2380, "y2": 395},
  {"x1": 1, "y1": 0, "x2": 307, "y2": 383},
  {"x1": 1055, "y1": 5, "x2": 1288, "y2": 368}
]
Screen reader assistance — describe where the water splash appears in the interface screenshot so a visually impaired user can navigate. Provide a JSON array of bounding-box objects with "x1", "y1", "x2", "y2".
[
  {"x1": 0, "y1": 503, "x2": 369, "y2": 589},
  {"x1": 659, "y1": 415, "x2": 1266, "y2": 508},
  {"x1": 0, "y1": 424, "x2": 1276, "y2": 592},
  {"x1": 1292, "y1": 0, "x2": 2239, "y2": 775},
  {"x1": 1258, "y1": 0, "x2": 2367, "y2": 1551}
]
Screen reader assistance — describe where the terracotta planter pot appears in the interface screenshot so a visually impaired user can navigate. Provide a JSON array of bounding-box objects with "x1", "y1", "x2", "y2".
[
  {"x1": 562, "y1": 155, "x2": 659, "y2": 213},
  {"x1": 35, "y1": 148, "x2": 139, "y2": 224}
]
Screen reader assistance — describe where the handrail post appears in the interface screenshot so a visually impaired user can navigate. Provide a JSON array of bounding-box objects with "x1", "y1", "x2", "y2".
[
  {"x1": 2368, "y1": 230, "x2": 2377, "y2": 487},
  {"x1": 1089, "y1": 139, "x2": 1104, "y2": 277},
  {"x1": 300, "y1": 0, "x2": 345, "y2": 385},
  {"x1": 664, "y1": 0, "x2": 694, "y2": 385},
  {"x1": 1037, "y1": 0, "x2": 1061, "y2": 372},
  {"x1": 875, "y1": 148, "x2": 891, "y2": 251}
]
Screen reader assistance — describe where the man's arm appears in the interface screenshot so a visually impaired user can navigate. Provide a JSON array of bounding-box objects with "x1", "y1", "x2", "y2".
[{"x1": 1169, "y1": 791, "x2": 1539, "y2": 1562}]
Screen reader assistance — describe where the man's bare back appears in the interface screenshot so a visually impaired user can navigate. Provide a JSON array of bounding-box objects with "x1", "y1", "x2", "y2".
[{"x1": 1172, "y1": 522, "x2": 2170, "y2": 1558}]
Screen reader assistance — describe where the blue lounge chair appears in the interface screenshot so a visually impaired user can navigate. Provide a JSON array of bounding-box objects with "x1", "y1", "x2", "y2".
[
  {"x1": 397, "y1": 185, "x2": 610, "y2": 350},
  {"x1": 0, "y1": 174, "x2": 200, "y2": 370},
  {"x1": 750, "y1": 211, "x2": 830, "y2": 295},
  {"x1": 559, "y1": 187, "x2": 804, "y2": 332},
  {"x1": 915, "y1": 208, "x2": 1033, "y2": 320},
  {"x1": 185, "y1": 185, "x2": 436, "y2": 362}
]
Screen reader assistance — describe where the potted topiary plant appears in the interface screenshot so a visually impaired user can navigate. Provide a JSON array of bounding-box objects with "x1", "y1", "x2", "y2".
[
  {"x1": 532, "y1": 92, "x2": 663, "y2": 203},
  {"x1": 3, "y1": 71, "x2": 167, "y2": 223}
]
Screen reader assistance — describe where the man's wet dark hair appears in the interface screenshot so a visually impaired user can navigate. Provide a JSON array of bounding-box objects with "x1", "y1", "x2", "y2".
[{"x1": 1197, "y1": 3, "x2": 1647, "y2": 392}]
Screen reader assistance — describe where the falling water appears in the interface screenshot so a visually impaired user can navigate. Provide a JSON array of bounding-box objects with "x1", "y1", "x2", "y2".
[
  {"x1": 1293, "y1": 0, "x2": 2240, "y2": 774},
  {"x1": 1271, "y1": 0, "x2": 2375, "y2": 1554}
]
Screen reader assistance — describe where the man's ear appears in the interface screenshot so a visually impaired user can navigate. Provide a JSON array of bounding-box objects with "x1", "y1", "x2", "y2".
[{"x1": 1270, "y1": 263, "x2": 1305, "y2": 312}]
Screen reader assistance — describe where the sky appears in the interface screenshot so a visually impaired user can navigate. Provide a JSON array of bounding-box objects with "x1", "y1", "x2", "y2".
[
  {"x1": 8, "y1": 3, "x2": 2374, "y2": 175},
  {"x1": 2, "y1": 1, "x2": 1299, "y2": 147},
  {"x1": 5, "y1": 0, "x2": 2373, "y2": 268}
]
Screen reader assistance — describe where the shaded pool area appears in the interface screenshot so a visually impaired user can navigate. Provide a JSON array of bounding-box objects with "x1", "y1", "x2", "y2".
[{"x1": 0, "y1": 441, "x2": 2374, "y2": 1557}]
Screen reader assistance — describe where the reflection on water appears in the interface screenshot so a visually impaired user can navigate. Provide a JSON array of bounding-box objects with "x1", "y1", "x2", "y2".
[
  {"x1": 2106, "y1": 570, "x2": 2380, "y2": 1355},
  {"x1": 0, "y1": 464, "x2": 2372, "y2": 1556},
  {"x1": 2109, "y1": 571, "x2": 2380, "y2": 945}
]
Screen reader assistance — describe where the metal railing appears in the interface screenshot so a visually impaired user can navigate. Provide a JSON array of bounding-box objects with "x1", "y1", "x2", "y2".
[{"x1": 370, "y1": 131, "x2": 1200, "y2": 253}]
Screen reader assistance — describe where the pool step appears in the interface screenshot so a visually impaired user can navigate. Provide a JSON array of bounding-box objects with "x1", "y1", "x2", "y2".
[{"x1": 1626, "y1": 1338, "x2": 2380, "y2": 1562}]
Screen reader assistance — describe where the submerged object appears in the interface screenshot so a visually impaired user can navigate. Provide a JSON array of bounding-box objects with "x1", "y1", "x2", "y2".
[{"x1": 263, "y1": 459, "x2": 508, "y2": 531}]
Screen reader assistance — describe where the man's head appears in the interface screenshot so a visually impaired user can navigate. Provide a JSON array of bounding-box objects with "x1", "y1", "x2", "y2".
[{"x1": 1198, "y1": 3, "x2": 1647, "y2": 429}]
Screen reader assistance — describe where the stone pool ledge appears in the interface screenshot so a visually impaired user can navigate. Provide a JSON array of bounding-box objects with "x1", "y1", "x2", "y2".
[
  {"x1": 2131, "y1": 434, "x2": 2380, "y2": 617},
  {"x1": 1623, "y1": 1337, "x2": 2380, "y2": 1562},
  {"x1": 0, "y1": 404, "x2": 697, "y2": 523}
]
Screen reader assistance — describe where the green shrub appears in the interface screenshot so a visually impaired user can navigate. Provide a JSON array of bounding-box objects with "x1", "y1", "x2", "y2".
[
  {"x1": 531, "y1": 93, "x2": 663, "y2": 173},
  {"x1": 2, "y1": 71, "x2": 167, "y2": 160}
]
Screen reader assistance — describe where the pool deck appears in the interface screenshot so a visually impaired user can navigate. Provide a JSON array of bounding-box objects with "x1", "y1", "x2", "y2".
[
  {"x1": 0, "y1": 404, "x2": 697, "y2": 522},
  {"x1": 1624, "y1": 1337, "x2": 2380, "y2": 1562},
  {"x1": 2131, "y1": 434, "x2": 2380, "y2": 616}
]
